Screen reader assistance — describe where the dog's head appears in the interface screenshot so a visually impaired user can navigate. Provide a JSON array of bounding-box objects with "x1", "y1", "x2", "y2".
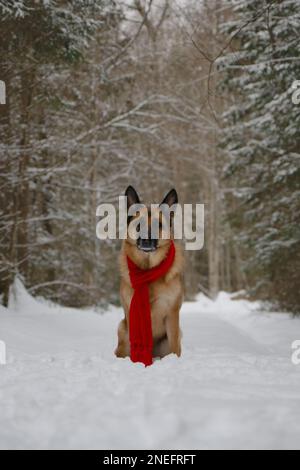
[{"x1": 125, "y1": 186, "x2": 178, "y2": 253}]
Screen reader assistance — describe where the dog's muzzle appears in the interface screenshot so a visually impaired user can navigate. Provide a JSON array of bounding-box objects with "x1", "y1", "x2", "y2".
[{"x1": 137, "y1": 238, "x2": 158, "y2": 252}]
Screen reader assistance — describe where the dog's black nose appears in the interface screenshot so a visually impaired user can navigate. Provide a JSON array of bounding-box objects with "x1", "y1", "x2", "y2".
[{"x1": 137, "y1": 238, "x2": 158, "y2": 252}]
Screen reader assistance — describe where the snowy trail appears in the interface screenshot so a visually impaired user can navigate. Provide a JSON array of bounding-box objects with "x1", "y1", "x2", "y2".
[{"x1": 0, "y1": 282, "x2": 300, "y2": 450}]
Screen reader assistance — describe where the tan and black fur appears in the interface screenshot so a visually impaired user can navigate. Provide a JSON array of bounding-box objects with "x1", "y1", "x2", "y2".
[{"x1": 115, "y1": 186, "x2": 184, "y2": 360}]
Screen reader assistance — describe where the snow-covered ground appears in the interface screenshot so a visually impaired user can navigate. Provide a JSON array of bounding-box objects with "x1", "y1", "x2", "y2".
[{"x1": 0, "y1": 280, "x2": 300, "y2": 450}]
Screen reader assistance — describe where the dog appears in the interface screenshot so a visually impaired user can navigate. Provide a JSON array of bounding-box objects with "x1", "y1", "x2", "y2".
[{"x1": 115, "y1": 186, "x2": 184, "y2": 361}]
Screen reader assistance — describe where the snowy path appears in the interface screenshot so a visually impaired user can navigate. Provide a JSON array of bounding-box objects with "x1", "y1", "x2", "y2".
[{"x1": 0, "y1": 283, "x2": 300, "y2": 450}]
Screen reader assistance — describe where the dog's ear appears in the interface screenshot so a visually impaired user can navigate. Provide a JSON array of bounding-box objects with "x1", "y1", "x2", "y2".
[
  {"x1": 160, "y1": 188, "x2": 178, "y2": 207},
  {"x1": 125, "y1": 185, "x2": 140, "y2": 209}
]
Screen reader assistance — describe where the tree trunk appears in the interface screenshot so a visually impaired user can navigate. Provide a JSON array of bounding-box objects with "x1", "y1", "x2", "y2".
[
  {"x1": 16, "y1": 68, "x2": 34, "y2": 279},
  {"x1": 208, "y1": 177, "x2": 219, "y2": 299},
  {"x1": 0, "y1": 66, "x2": 11, "y2": 305}
]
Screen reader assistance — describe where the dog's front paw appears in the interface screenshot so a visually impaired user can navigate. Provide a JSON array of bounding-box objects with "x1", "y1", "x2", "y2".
[{"x1": 114, "y1": 345, "x2": 128, "y2": 358}]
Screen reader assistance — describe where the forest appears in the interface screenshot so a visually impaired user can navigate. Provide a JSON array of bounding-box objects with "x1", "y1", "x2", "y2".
[{"x1": 0, "y1": 0, "x2": 299, "y2": 313}]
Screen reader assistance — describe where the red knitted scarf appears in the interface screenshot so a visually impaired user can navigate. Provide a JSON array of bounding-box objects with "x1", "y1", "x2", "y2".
[{"x1": 127, "y1": 241, "x2": 176, "y2": 367}]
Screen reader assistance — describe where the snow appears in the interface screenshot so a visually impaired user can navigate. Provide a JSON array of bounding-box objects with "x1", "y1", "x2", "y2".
[{"x1": 0, "y1": 279, "x2": 300, "y2": 450}]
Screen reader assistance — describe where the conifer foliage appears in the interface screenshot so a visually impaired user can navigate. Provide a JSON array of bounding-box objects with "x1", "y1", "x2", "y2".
[{"x1": 219, "y1": 0, "x2": 300, "y2": 311}]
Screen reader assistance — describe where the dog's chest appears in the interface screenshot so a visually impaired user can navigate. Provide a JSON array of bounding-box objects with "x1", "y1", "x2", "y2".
[
  {"x1": 147, "y1": 278, "x2": 176, "y2": 337},
  {"x1": 149, "y1": 277, "x2": 174, "y2": 307}
]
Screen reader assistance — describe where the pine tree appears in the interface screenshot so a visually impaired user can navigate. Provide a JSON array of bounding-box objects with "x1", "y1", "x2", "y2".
[
  {"x1": 219, "y1": 0, "x2": 300, "y2": 312},
  {"x1": 0, "y1": 0, "x2": 114, "y2": 305}
]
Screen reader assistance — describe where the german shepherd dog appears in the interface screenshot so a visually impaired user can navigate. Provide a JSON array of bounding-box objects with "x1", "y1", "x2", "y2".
[{"x1": 115, "y1": 186, "x2": 184, "y2": 360}]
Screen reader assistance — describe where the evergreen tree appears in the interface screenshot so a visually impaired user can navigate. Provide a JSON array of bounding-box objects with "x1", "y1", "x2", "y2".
[
  {"x1": 219, "y1": 0, "x2": 300, "y2": 312},
  {"x1": 0, "y1": 0, "x2": 114, "y2": 305}
]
